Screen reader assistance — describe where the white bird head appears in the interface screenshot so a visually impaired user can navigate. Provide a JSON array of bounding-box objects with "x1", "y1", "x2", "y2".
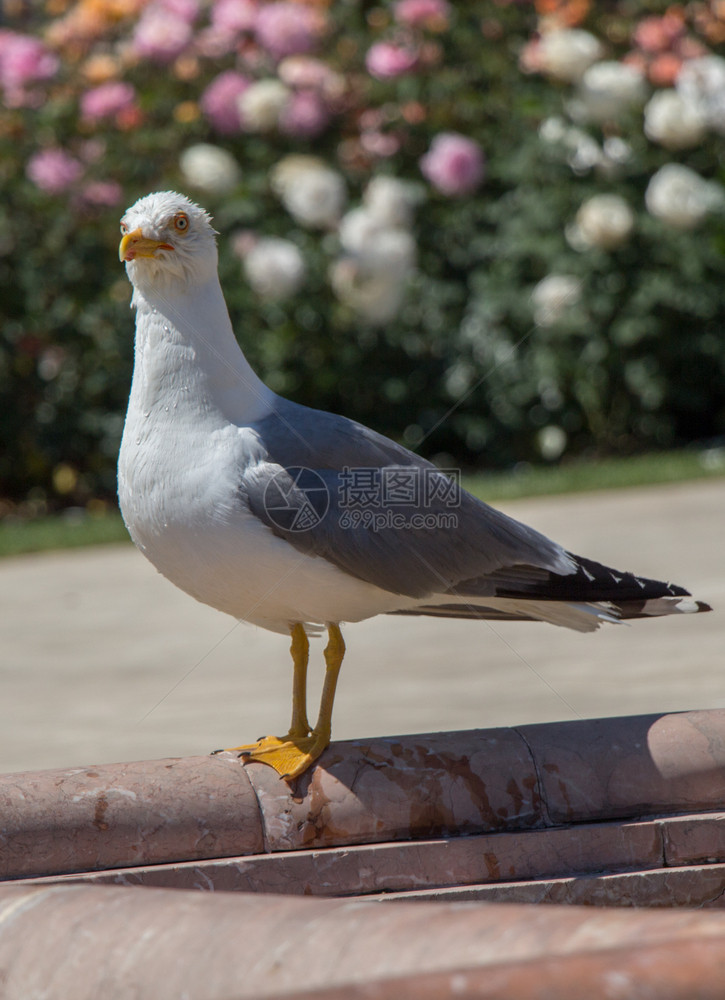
[{"x1": 119, "y1": 191, "x2": 218, "y2": 296}]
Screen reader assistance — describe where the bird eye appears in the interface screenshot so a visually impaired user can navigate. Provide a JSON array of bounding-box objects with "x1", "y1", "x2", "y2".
[
  {"x1": 120, "y1": 221, "x2": 128, "y2": 234},
  {"x1": 173, "y1": 212, "x2": 190, "y2": 233}
]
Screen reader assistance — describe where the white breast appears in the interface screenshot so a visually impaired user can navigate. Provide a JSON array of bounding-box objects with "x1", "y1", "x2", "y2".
[{"x1": 118, "y1": 306, "x2": 409, "y2": 634}]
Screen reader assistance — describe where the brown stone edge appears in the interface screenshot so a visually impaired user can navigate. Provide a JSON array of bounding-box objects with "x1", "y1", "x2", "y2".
[
  {"x1": 9, "y1": 812, "x2": 725, "y2": 907},
  {"x1": 3, "y1": 709, "x2": 725, "y2": 881},
  {"x1": 261, "y1": 938, "x2": 725, "y2": 1000},
  {"x1": 3, "y1": 883, "x2": 725, "y2": 1000}
]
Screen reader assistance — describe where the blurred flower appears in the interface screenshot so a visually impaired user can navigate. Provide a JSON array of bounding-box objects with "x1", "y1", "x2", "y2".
[
  {"x1": 162, "y1": 0, "x2": 199, "y2": 21},
  {"x1": 211, "y1": 0, "x2": 258, "y2": 34},
  {"x1": 80, "y1": 81, "x2": 137, "y2": 123},
  {"x1": 239, "y1": 78, "x2": 291, "y2": 131},
  {"x1": 242, "y1": 237, "x2": 306, "y2": 299},
  {"x1": 254, "y1": 2, "x2": 322, "y2": 60},
  {"x1": 271, "y1": 156, "x2": 346, "y2": 228},
  {"x1": 420, "y1": 132, "x2": 484, "y2": 196},
  {"x1": 79, "y1": 139, "x2": 107, "y2": 164},
  {"x1": 278, "y1": 56, "x2": 345, "y2": 100},
  {"x1": 364, "y1": 176, "x2": 421, "y2": 228},
  {"x1": 633, "y1": 14, "x2": 684, "y2": 53},
  {"x1": 201, "y1": 70, "x2": 251, "y2": 133},
  {"x1": 174, "y1": 100, "x2": 201, "y2": 124},
  {"x1": 677, "y1": 56, "x2": 725, "y2": 134},
  {"x1": 366, "y1": 41, "x2": 418, "y2": 79},
  {"x1": 537, "y1": 425, "x2": 567, "y2": 461},
  {"x1": 539, "y1": 116, "x2": 602, "y2": 173},
  {"x1": 393, "y1": 0, "x2": 450, "y2": 30},
  {"x1": 37, "y1": 346, "x2": 66, "y2": 382},
  {"x1": 81, "y1": 53, "x2": 122, "y2": 85},
  {"x1": 359, "y1": 130, "x2": 402, "y2": 158},
  {"x1": 330, "y1": 228, "x2": 416, "y2": 324},
  {"x1": 645, "y1": 164, "x2": 725, "y2": 229},
  {"x1": 26, "y1": 148, "x2": 84, "y2": 194},
  {"x1": 0, "y1": 30, "x2": 59, "y2": 105},
  {"x1": 79, "y1": 180, "x2": 123, "y2": 206},
  {"x1": 600, "y1": 136, "x2": 633, "y2": 176},
  {"x1": 338, "y1": 207, "x2": 384, "y2": 256},
  {"x1": 333, "y1": 175, "x2": 418, "y2": 324},
  {"x1": 568, "y1": 193, "x2": 634, "y2": 250},
  {"x1": 647, "y1": 52, "x2": 685, "y2": 87},
  {"x1": 531, "y1": 274, "x2": 581, "y2": 326},
  {"x1": 132, "y1": 4, "x2": 193, "y2": 62},
  {"x1": 538, "y1": 28, "x2": 603, "y2": 83},
  {"x1": 278, "y1": 89, "x2": 330, "y2": 138},
  {"x1": 643, "y1": 89, "x2": 706, "y2": 150},
  {"x1": 179, "y1": 143, "x2": 241, "y2": 195},
  {"x1": 578, "y1": 61, "x2": 646, "y2": 122}
]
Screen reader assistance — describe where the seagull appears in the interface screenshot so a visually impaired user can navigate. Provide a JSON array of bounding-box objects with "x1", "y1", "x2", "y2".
[{"x1": 118, "y1": 191, "x2": 710, "y2": 781}]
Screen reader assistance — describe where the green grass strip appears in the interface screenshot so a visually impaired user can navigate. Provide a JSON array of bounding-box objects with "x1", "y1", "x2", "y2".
[{"x1": 0, "y1": 447, "x2": 723, "y2": 558}]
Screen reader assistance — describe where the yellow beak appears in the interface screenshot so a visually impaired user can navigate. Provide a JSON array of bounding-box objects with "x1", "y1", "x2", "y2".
[{"x1": 119, "y1": 227, "x2": 174, "y2": 262}]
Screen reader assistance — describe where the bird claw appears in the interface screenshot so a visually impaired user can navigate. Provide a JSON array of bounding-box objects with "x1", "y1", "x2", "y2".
[{"x1": 223, "y1": 732, "x2": 330, "y2": 781}]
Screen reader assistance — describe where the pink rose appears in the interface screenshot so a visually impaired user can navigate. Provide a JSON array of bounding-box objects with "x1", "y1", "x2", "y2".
[
  {"x1": 201, "y1": 70, "x2": 251, "y2": 133},
  {"x1": 211, "y1": 0, "x2": 257, "y2": 33},
  {"x1": 393, "y1": 0, "x2": 450, "y2": 29},
  {"x1": 279, "y1": 89, "x2": 329, "y2": 138},
  {"x1": 420, "y1": 132, "x2": 485, "y2": 196},
  {"x1": 161, "y1": 0, "x2": 199, "y2": 21},
  {"x1": 132, "y1": 6, "x2": 193, "y2": 62},
  {"x1": 79, "y1": 180, "x2": 123, "y2": 207},
  {"x1": 254, "y1": 2, "x2": 321, "y2": 59},
  {"x1": 0, "y1": 31, "x2": 59, "y2": 88},
  {"x1": 278, "y1": 56, "x2": 344, "y2": 99},
  {"x1": 81, "y1": 81, "x2": 137, "y2": 122},
  {"x1": 26, "y1": 149, "x2": 84, "y2": 195},
  {"x1": 366, "y1": 41, "x2": 418, "y2": 79},
  {"x1": 633, "y1": 15, "x2": 684, "y2": 53},
  {"x1": 0, "y1": 30, "x2": 59, "y2": 105}
]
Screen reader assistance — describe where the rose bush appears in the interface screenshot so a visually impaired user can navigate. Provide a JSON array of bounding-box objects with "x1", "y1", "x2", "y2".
[{"x1": 1, "y1": 1, "x2": 725, "y2": 513}]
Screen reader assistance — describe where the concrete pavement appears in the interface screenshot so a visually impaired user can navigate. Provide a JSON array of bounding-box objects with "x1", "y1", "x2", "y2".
[{"x1": 0, "y1": 479, "x2": 722, "y2": 774}]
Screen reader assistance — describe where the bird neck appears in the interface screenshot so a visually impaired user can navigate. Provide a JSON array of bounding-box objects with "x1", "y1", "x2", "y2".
[{"x1": 130, "y1": 275, "x2": 275, "y2": 426}]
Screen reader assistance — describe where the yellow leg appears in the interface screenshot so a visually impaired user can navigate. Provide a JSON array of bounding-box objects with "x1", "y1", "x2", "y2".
[
  {"x1": 223, "y1": 623, "x2": 345, "y2": 781},
  {"x1": 311, "y1": 623, "x2": 345, "y2": 747},
  {"x1": 289, "y1": 622, "x2": 310, "y2": 738}
]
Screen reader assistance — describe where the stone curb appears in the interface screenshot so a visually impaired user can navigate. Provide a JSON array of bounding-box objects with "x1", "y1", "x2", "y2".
[
  {"x1": 3, "y1": 883, "x2": 725, "y2": 1000},
  {"x1": 3, "y1": 710, "x2": 725, "y2": 881}
]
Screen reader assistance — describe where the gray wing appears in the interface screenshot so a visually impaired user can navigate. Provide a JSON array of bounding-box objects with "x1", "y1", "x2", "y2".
[
  {"x1": 242, "y1": 398, "x2": 574, "y2": 600},
  {"x1": 251, "y1": 395, "x2": 423, "y2": 470}
]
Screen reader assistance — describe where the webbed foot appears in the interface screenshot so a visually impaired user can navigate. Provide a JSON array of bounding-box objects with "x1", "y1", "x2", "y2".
[{"x1": 222, "y1": 731, "x2": 330, "y2": 780}]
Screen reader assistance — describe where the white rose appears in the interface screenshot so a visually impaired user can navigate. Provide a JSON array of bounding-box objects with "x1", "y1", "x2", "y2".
[
  {"x1": 579, "y1": 61, "x2": 647, "y2": 122},
  {"x1": 331, "y1": 229, "x2": 416, "y2": 324},
  {"x1": 271, "y1": 156, "x2": 346, "y2": 228},
  {"x1": 539, "y1": 29, "x2": 604, "y2": 83},
  {"x1": 643, "y1": 89, "x2": 706, "y2": 150},
  {"x1": 539, "y1": 117, "x2": 602, "y2": 173},
  {"x1": 537, "y1": 425, "x2": 567, "y2": 461},
  {"x1": 363, "y1": 176, "x2": 420, "y2": 228},
  {"x1": 239, "y1": 79, "x2": 291, "y2": 131},
  {"x1": 677, "y1": 55, "x2": 725, "y2": 134},
  {"x1": 531, "y1": 274, "x2": 581, "y2": 327},
  {"x1": 338, "y1": 208, "x2": 381, "y2": 256},
  {"x1": 568, "y1": 193, "x2": 634, "y2": 250},
  {"x1": 645, "y1": 164, "x2": 725, "y2": 229},
  {"x1": 271, "y1": 155, "x2": 325, "y2": 195},
  {"x1": 330, "y1": 260, "x2": 407, "y2": 325},
  {"x1": 178, "y1": 144, "x2": 241, "y2": 195},
  {"x1": 243, "y1": 237, "x2": 306, "y2": 299}
]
